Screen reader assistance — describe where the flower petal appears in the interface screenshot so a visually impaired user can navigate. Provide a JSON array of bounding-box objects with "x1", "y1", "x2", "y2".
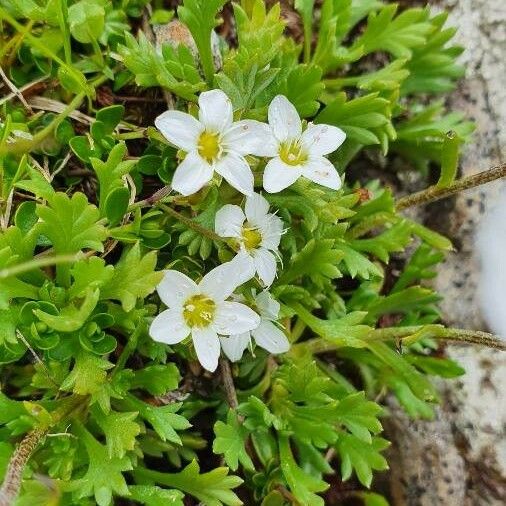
[
  {"x1": 219, "y1": 333, "x2": 250, "y2": 362},
  {"x1": 259, "y1": 214, "x2": 283, "y2": 250},
  {"x1": 253, "y1": 248, "x2": 277, "y2": 286},
  {"x1": 199, "y1": 262, "x2": 240, "y2": 301},
  {"x1": 215, "y1": 204, "x2": 245, "y2": 238},
  {"x1": 157, "y1": 270, "x2": 198, "y2": 308},
  {"x1": 252, "y1": 320, "x2": 290, "y2": 354},
  {"x1": 172, "y1": 152, "x2": 214, "y2": 196},
  {"x1": 223, "y1": 120, "x2": 277, "y2": 157},
  {"x1": 245, "y1": 192, "x2": 270, "y2": 225},
  {"x1": 198, "y1": 89, "x2": 233, "y2": 133},
  {"x1": 255, "y1": 291, "x2": 280, "y2": 320},
  {"x1": 263, "y1": 157, "x2": 302, "y2": 193},
  {"x1": 302, "y1": 156, "x2": 342, "y2": 190},
  {"x1": 213, "y1": 301, "x2": 260, "y2": 335},
  {"x1": 229, "y1": 251, "x2": 256, "y2": 285},
  {"x1": 301, "y1": 123, "x2": 346, "y2": 156},
  {"x1": 149, "y1": 309, "x2": 190, "y2": 344},
  {"x1": 155, "y1": 110, "x2": 202, "y2": 151},
  {"x1": 268, "y1": 95, "x2": 302, "y2": 142},
  {"x1": 192, "y1": 326, "x2": 220, "y2": 372},
  {"x1": 215, "y1": 153, "x2": 254, "y2": 196}
]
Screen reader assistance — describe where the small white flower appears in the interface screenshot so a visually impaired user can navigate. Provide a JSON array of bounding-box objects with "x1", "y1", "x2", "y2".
[
  {"x1": 155, "y1": 89, "x2": 270, "y2": 197},
  {"x1": 149, "y1": 263, "x2": 260, "y2": 372},
  {"x1": 220, "y1": 291, "x2": 290, "y2": 361},
  {"x1": 258, "y1": 95, "x2": 346, "y2": 193},
  {"x1": 215, "y1": 192, "x2": 283, "y2": 287}
]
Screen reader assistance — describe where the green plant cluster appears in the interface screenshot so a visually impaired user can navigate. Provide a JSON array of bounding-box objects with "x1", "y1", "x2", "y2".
[{"x1": 0, "y1": 1, "x2": 481, "y2": 505}]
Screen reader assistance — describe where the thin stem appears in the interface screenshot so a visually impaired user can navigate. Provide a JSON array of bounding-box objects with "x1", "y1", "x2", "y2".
[
  {"x1": 0, "y1": 429, "x2": 47, "y2": 506},
  {"x1": 295, "y1": 325, "x2": 505, "y2": 355},
  {"x1": 159, "y1": 203, "x2": 224, "y2": 243},
  {"x1": 219, "y1": 358, "x2": 239, "y2": 411},
  {"x1": 0, "y1": 92, "x2": 85, "y2": 156},
  {"x1": 396, "y1": 163, "x2": 506, "y2": 211},
  {"x1": 0, "y1": 395, "x2": 83, "y2": 506},
  {"x1": 129, "y1": 185, "x2": 173, "y2": 211},
  {"x1": 0, "y1": 254, "x2": 78, "y2": 279},
  {"x1": 112, "y1": 323, "x2": 145, "y2": 378}
]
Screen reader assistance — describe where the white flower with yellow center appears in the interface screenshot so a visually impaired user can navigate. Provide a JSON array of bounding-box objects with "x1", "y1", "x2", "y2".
[
  {"x1": 155, "y1": 89, "x2": 270, "y2": 196},
  {"x1": 149, "y1": 263, "x2": 260, "y2": 372},
  {"x1": 215, "y1": 193, "x2": 283, "y2": 287},
  {"x1": 260, "y1": 95, "x2": 346, "y2": 193},
  {"x1": 220, "y1": 291, "x2": 289, "y2": 362}
]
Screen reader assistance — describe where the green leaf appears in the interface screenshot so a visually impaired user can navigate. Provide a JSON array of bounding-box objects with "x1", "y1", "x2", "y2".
[
  {"x1": 118, "y1": 31, "x2": 204, "y2": 100},
  {"x1": 61, "y1": 351, "x2": 113, "y2": 396},
  {"x1": 178, "y1": 0, "x2": 227, "y2": 82},
  {"x1": 0, "y1": 247, "x2": 38, "y2": 309},
  {"x1": 96, "y1": 410, "x2": 141, "y2": 459},
  {"x1": 278, "y1": 239, "x2": 344, "y2": 285},
  {"x1": 350, "y1": 220, "x2": 414, "y2": 263},
  {"x1": 132, "y1": 364, "x2": 181, "y2": 396},
  {"x1": 129, "y1": 485, "x2": 184, "y2": 506},
  {"x1": 335, "y1": 433, "x2": 389, "y2": 488},
  {"x1": 213, "y1": 410, "x2": 254, "y2": 471},
  {"x1": 316, "y1": 92, "x2": 394, "y2": 151},
  {"x1": 402, "y1": 12, "x2": 465, "y2": 95},
  {"x1": 90, "y1": 142, "x2": 135, "y2": 220},
  {"x1": 104, "y1": 186, "x2": 130, "y2": 226},
  {"x1": 36, "y1": 192, "x2": 107, "y2": 255},
  {"x1": 291, "y1": 304, "x2": 370, "y2": 349},
  {"x1": 72, "y1": 421, "x2": 132, "y2": 506},
  {"x1": 34, "y1": 288, "x2": 99, "y2": 332},
  {"x1": 436, "y1": 131, "x2": 461, "y2": 188},
  {"x1": 124, "y1": 396, "x2": 190, "y2": 445},
  {"x1": 279, "y1": 434, "x2": 328, "y2": 506},
  {"x1": 100, "y1": 243, "x2": 163, "y2": 311},
  {"x1": 96, "y1": 105, "x2": 125, "y2": 133},
  {"x1": 335, "y1": 392, "x2": 383, "y2": 443},
  {"x1": 68, "y1": 0, "x2": 105, "y2": 44},
  {"x1": 69, "y1": 256, "x2": 115, "y2": 299},
  {"x1": 135, "y1": 460, "x2": 243, "y2": 506},
  {"x1": 351, "y1": 5, "x2": 433, "y2": 58}
]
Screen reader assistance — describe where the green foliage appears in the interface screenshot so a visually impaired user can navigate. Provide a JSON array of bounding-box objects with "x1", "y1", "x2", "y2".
[{"x1": 0, "y1": 1, "x2": 478, "y2": 505}]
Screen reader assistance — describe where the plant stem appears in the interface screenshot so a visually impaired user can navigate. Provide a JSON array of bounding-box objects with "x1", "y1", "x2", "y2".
[
  {"x1": 396, "y1": 163, "x2": 506, "y2": 211},
  {"x1": 158, "y1": 203, "x2": 224, "y2": 243},
  {"x1": 0, "y1": 92, "x2": 85, "y2": 156},
  {"x1": 219, "y1": 358, "x2": 239, "y2": 411},
  {"x1": 0, "y1": 395, "x2": 83, "y2": 505},
  {"x1": 0, "y1": 428, "x2": 47, "y2": 506},
  {"x1": 295, "y1": 325, "x2": 505, "y2": 355},
  {"x1": 0, "y1": 254, "x2": 78, "y2": 279},
  {"x1": 129, "y1": 185, "x2": 173, "y2": 210}
]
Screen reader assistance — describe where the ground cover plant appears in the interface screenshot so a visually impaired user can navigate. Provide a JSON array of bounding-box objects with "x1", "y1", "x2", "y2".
[{"x1": 0, "y1": 0, "x2": 505, "y2": 505}]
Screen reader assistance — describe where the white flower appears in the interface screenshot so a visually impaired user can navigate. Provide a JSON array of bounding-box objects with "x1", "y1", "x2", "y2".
[
  {"x1": 155, "y1": 89, "x2": 270, "y2": 197},
  {"x1": 149, "y1": 263, "x2": 260, "y2": 372},
  {"x1": 215, "y1": 192, "x2": 283, "y2": 287},
  {"x1": 258, "y1": 95, "x2": 346, "y2": 193},
  {"x1": 220, "y1": 291, "x2": 289, "y2": 361}
]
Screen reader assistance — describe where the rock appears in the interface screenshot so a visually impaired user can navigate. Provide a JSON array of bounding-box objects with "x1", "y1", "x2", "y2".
[{"x1": 387, "y1": 1, "x2": 506, "y2": 504}]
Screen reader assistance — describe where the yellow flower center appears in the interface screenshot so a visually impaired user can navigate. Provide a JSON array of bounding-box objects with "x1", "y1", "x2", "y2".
[
  {"x1": 242, "y1": 226, "x2": 262, "y2": 251},
  {"x1": 198, "y1": 131, "x2": 221, "y2": 163},
  {"x1": 183, "y1": 294, "x2": 216, "y2": 328},
  {"x1": 278, "y1": 140, "x2": 307, "y2": 166}
]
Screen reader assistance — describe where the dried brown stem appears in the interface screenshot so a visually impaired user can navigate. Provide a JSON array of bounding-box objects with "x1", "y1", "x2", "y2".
[
  {"x1": 396, "y1": 163, "x2": 506, "y2": 211},
  {"x1": 0, "y1": 428, "x2": 46, "y2": 506},
  {"x1": 219, "y1": 358, "x2": 239, "y2": 411}
]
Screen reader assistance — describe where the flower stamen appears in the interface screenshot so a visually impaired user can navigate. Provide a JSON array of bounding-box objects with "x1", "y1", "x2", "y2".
[
  {"x1": 241, "y1": 226, "x2": 262, "y2": 251},
  {"x1": 278, "y1": 140, "x2": 307, "y2": 166},
  {"x1": 198, "y1": 131, "x2": 221, "y2": 163},
  {"x1": 183, "y1": 294, "x2": 216, "y2": 328}
]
